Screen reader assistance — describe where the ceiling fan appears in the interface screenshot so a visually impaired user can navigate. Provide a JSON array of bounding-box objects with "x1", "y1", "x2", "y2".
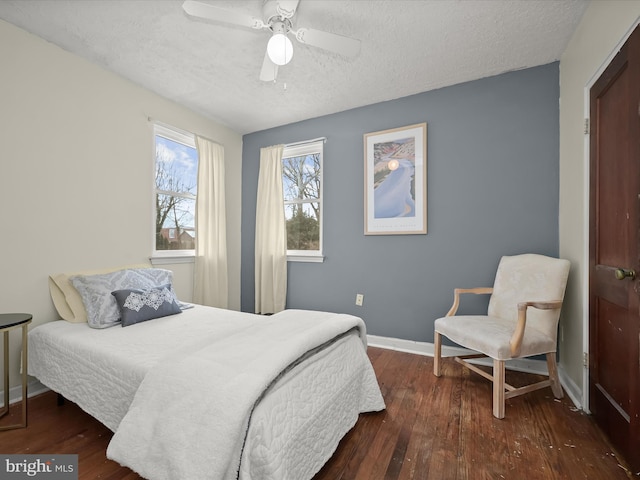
[{"x1": 182, "y1": 0, "x2": 361, "y2": 82}]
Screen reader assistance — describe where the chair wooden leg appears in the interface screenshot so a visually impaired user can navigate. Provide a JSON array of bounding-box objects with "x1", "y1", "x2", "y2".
[
  {"x1": 546, "y1": 352, "x2": 564, "y2": 399},
  {"x1": 433, "y1": 331, "x2": 442, "y2": 377},
  {"x1": 493, "y1": 359, "x2": 505, "y2": 419}
]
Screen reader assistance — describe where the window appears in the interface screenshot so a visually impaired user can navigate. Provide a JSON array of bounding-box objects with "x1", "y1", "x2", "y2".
[
  {"x1": 153, "y1": 124, "x2": 198, "y2": 255},
  {"x1": 282, "y1": 140, "x2": 323, "y2": 261}
]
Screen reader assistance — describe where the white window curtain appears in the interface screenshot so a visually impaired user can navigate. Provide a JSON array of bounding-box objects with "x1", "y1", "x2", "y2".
[
  {"x1": 255, "y1": 144, "x2": 287, "y2": 314},
  {"x1": 193, "y1": 136, "x2": 228, "y2": 308}
]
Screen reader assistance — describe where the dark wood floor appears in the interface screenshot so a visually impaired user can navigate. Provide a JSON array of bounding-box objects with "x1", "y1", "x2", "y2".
[{"x1": 0, "y1": 347, "x2": 632, "y2": 479}]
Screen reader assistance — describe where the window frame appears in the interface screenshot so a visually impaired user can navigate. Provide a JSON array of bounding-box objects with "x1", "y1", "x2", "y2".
[
  {"x1": 282, "y1": 140, "x2": 324, "y2": 263},
  {"x1": 152, "y1": 123, "x2": 198, "y2": 260}
]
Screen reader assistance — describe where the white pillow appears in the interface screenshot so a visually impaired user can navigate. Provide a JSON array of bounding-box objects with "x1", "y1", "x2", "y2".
[{"x1": 48, "y1": 263, "x2": 151, "y2": 323}]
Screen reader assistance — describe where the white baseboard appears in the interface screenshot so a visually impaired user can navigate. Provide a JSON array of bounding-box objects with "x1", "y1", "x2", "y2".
[
  {"x1": 558, "y1": 365, "x2": 583, "y2": 411},
  {"x1": 367, "y1": 334, "x2": 584, "y2": 410},
  {"x1": 0, "y1": 379, "x2": 49, "y2": 406}
]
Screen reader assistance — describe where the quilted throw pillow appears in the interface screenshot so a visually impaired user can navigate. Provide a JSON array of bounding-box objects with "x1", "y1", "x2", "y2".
[
  {"x1": 70, "y1": 268, "x2": 176, "y2": 328},
  {"x1": 112, "y1": 284, "x2": 182, "y2": 327}
]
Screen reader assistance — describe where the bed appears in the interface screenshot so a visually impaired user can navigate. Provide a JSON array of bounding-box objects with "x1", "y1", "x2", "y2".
[{"x1": 28, "y1": 267, "x2": 385, "y2": 480}]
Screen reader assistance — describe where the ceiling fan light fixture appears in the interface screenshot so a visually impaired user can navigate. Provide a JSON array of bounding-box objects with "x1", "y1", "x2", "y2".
[{"x1": 267, "y1": 32, "x2": 293, "y2": 66}]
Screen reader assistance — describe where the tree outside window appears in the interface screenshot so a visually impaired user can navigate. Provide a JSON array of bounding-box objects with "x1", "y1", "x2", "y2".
[
  {"x1": 154, "y1": 125, "x2": 198, "y2": 253},
  {"x1": 282, "y1": 140, "x2": 323, "y2": 257}
]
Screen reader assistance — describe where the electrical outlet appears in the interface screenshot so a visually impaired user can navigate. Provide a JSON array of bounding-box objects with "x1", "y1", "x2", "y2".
[{"x1": 355, "y1": 293, "x2": 364, "y2": 306}]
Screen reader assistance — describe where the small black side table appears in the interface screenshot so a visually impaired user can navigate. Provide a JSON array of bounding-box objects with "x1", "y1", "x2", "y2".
[{"x1": 0, "y1": 313, "x2": 32, "y2": 430}]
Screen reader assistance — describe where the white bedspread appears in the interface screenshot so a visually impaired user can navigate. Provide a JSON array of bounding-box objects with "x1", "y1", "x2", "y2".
[
  {"x1": 29, "y1": 306, "x2": 267, "y2": 432},
  {"x1": 106, "y1": 309, "x2": 384, "y2": 480}
]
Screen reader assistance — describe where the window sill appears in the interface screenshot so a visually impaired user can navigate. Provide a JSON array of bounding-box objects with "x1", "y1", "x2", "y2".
[
  {"x1": 287, "y1": 254, "x2": 324, "y2": 263},
  {"x1": 150, "y1": 253, "x2": 195, "y2": 265}
]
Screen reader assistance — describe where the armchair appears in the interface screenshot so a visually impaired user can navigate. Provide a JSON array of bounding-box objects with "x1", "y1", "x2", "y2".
[{"x1": 433, "y1": 254, "x2": 570, "y2": 418}]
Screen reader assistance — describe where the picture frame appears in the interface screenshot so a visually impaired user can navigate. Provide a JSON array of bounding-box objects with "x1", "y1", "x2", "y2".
[{"x1": 364, "y1": 122, "x2": 427, "y2": 235}]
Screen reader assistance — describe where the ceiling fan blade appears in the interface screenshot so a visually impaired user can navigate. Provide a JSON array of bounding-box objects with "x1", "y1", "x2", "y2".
[
  {"x1": 294, "y1": 28, "x2": 361, "y2": 57},
  {"x1": 259, "y1": 50, "x2": 279, "y2": 82},
  {"x1": 276, "y1": 0, "x2": 300, "y2": 18},
  {"x1": 182, "y1": 1, "x2": 265, "y2": 29}
]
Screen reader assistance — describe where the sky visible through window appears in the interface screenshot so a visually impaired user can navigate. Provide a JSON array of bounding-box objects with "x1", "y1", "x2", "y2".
[{"x1": 156, "y1": 135, "x2": 198, "y2": 198}]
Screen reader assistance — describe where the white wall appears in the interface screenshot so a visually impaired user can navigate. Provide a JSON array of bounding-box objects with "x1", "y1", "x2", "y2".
[
  {"x1": 0, "y1": 20, "x2": 242, "y2": 391},
  {"x1": 559, "y1": 2, "x2": 640, "y2": 402}
]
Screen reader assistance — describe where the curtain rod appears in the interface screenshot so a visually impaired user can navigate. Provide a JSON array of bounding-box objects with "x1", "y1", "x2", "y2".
[{"x1": 285, "y1": 136, "x2": 327, "y2": 148}]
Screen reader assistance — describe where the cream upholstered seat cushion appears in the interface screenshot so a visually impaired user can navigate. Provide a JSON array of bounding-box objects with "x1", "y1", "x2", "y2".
[{"x1": 434, "y1": 315, "x2": 555, "y2": 360}]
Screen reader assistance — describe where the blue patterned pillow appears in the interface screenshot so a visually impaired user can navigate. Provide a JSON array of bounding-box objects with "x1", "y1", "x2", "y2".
[
  {"x1": 70, "y1": 268, "x2": 175, "y2": 328},
  {"x1": 112, "y1": 284, "x2": 182, "y2": 327}
]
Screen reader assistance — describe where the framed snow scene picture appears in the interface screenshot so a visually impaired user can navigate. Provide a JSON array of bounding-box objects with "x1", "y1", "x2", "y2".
[{"x1": 364, "y1": 123, "x2": 427, "y2": 235}]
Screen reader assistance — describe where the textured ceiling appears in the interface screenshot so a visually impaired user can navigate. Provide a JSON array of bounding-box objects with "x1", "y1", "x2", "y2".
[{"x1": 0, "y1": 0, "x2": 588, "y2": 134}]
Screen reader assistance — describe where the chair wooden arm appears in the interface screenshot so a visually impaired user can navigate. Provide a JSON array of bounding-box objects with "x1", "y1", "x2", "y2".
[
  {"x1": 446, "y1": 287, "x2": 494, "y2": 316},
  {"x1": 510, "y1": 300, "x2": 564, "y2": 357}
]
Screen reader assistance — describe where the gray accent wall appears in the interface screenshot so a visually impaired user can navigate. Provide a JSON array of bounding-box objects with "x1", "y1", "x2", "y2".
[{"x1": 241, "y1": 63, "x2": 559, "y2": 343}]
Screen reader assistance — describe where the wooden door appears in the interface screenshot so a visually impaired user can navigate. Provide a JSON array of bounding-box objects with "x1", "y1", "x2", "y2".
[{"x1": 589, "y1": 25, "x2": 640, "y2": 474}]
